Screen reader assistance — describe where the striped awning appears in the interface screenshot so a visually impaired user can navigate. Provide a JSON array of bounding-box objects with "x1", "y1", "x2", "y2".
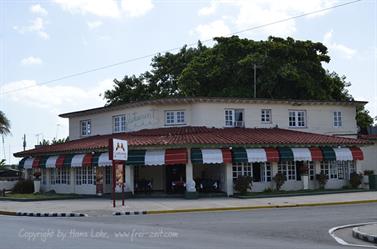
[
  {"x1": 95, "y1": 153, "x2": 112, "y2": 167},
  {"x1": 191, "y1": 148, "x2": 232, "y2": 164},
  {"x1": 127, "y1": 149, "x2": 188, "y2": 166},
  {"x1": 46, "y1": 156, "x2": 58, "y2": 168},
  {"x1": 71, "y1": 154, "x2": 86, "y2": 167},
  {"x1": 321, "y1": 147, "x2": 363, "y2": 161},
  {"x1": 232, "y1": 148, "x2": 279, "y2": 163}
]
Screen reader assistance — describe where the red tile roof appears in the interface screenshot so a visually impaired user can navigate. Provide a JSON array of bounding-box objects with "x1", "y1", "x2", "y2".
[
  {"x1": 359, "y1": 134, "x2": 377, "y2": 140},
  {"x1": 14, "y1": 127, "x2": 371, "y2": 157}
]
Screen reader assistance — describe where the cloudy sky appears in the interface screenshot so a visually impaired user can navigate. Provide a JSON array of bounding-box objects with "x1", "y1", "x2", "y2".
[{"x1": 0, "y1": 0, "x2": 376, "y2": 164}]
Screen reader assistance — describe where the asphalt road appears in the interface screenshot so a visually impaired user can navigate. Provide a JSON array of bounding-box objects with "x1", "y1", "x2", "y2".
[{"x1": 0, "y1": 203, "x2": 376, "y2": 249}]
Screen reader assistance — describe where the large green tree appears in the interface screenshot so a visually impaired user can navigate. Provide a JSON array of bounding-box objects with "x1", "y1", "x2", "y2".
[
  {"x1": 104, "y1": 36, "x2": 373, "y2": 130},
  {"x1": 0, "y1": 111, "x2": 10, "y2": 136}
]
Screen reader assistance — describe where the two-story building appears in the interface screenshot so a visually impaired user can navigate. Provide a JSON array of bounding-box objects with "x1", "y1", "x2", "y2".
[{"x1": 14, "y1": 97, "x2": 372, "y2": 196}]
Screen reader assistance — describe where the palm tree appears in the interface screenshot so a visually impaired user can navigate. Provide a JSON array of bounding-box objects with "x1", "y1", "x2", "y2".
[{"x1": 0, "y1": 111, "x2": 10, "y2": 136}]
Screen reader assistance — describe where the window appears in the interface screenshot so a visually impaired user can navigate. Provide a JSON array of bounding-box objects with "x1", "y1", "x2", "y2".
[
  {"x1": 56, "y1": 168, "x2": 61, "y2": 184},
  {"x1": 105, "y1": 167, "x2": 111, "y2": 184},
  {"x1": 225, "y1": 109, "x2": 244, "y2": 127},
  {"x1": 60, "y1": 168, "x2": 70, "y2": 184},
  {"x1": 278, "y1": 161, "x2": 296, "y2": 180},
  {"x1": 42, "y1": 168, "x2": 47, "y2": 185},
  {"x1": 50, "y1": 169, "x2": 55, "y2": 185},
  {"x1": 80, "y1": 120, "x2": 91, "y2": 136},
  {"x1": 261, "y1": 109, "x2": 272, "y2": 123},
  {"x1": 88, "y1": 167, "x2": 93, "y2": 184},
  {"x1": 260, "y1": 163, "x2": 272, "y2": 182},
  {"x1": 165, "y1": 110, "x2": 185, "y2": 125},
  {"x1": 308, "y1": 162, "x2": 315, "y2": 180},
  {"x1": 334, "y1": 111, "x2": 342, "y2": 127},
  {"x1": 232, "y1": 163, "x2": 252, "y2": 182},
  {"x1": 76, "y1": 168, "x2": 95, "y2": 185},
  {"x1": 113, "y1": 115, "x2": 126, "y2": 133},
  {"x1": 320, "y1": 161, "x2": 342, "y2": 179},
  {"x1": 75, "y1": 168, "x2": 81, "y2": 185},
  {"x1": 289, "y1": 110, "x2": 306, "y2": 127},
  {"x1": 82, "y1": 168, "x2": 87, "y2": 184}
]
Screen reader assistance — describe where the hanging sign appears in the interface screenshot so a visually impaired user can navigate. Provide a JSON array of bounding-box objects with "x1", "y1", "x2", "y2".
[{"x1": 109, "y1": 139, "x2": 128, "y2": 161}]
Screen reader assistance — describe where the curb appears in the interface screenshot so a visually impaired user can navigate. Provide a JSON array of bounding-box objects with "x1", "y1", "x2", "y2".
[
  {"x1": 113, "y1": 211, "x2": 147, "y2": 216},
  {"x1": 16, "y1": 211, "x2": 88, "y2": 217},
  {"x1": 145, "y1": 199, "x2": 377, "y2": 215},
  {"x1": 329, "y1": 222, "x2": 377, "y2": 248},
  {"x1": 352, "y1": 226, "x2": 377, "y2": 244},
  {"x1": 0, "y1": 210, "x2": 87, "y2": 217}
]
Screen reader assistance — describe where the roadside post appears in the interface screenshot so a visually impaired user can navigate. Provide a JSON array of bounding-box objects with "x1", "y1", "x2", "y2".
[{"x1": 109, "y1": 138, "x2": 128, "y2": 208}]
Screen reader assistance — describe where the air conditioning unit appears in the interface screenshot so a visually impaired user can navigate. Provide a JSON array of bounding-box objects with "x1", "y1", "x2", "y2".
[{"x1": 234, "y1": 121, "x2": 245, "y2": 128}]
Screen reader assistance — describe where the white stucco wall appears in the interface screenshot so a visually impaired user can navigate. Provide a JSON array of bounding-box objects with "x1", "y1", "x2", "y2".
[
  {"x1": 68, "y1": 101, "x2": 358, "y2": 140},
  {"x1": 359, "y1": 143, "x2": 377, "y2": 174}
]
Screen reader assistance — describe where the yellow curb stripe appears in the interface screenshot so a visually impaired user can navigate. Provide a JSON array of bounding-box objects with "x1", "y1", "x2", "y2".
[{"x1": 146, "y1": 199, "x2": 377, "y2": 215}]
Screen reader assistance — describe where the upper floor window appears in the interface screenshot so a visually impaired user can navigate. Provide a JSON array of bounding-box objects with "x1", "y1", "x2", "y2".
[
  {"x1": 289, "y1": 110, "x2": 306, "y2": 128},
  {"x1": 261, "y1": 109, "x2": 272, "y2": 123},
  {"x1": 113, "y1": 115, "x2": 126, "y2": 133},
  {"x1": 165, "y1": 110, "x2": 185, "y2": 125},
  {"x1": 225, "y1": 109, "x2": 244, "y2": 127},
  {"x1": 333, "y1": 111, "x2": 342, "y2": 127},
  {"x1": 80, "y1": 120, "x2": 91, "y2": 136}
]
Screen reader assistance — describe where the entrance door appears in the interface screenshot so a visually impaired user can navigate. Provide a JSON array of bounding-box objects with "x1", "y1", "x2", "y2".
[{"x1": 166, "y1": 165, "x2": 186, "y2": 193}]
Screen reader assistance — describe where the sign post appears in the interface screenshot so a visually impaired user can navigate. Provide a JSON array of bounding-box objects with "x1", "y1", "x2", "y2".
[{"x1": 109, "y1": 138, "x2": 128, "y2": 208}]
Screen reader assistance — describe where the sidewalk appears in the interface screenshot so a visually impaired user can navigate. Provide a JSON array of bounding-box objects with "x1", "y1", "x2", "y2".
[{"x1": 0, "y1": 191, "x2": 376, "y2": 217}]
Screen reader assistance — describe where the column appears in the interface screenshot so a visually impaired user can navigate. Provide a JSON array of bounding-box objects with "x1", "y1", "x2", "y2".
[
  {"x1": 314, "y1": 161, "x2": 321, "y2": 189},
  {"x1": 224, "y1": 163, "x2": 233, "y2": 196},
  {"x1": 125, "y1": 164, "x2": 134, "y2": 193},
  {"x1": 185, "y1": 148, "x2": 195, "y2": 192},
  {"x1": 70, "y1": 168, "x2": 75, "y2": 193},
  {"x1": 271, "y1": 162, "x2": 278, "y2": 190}
]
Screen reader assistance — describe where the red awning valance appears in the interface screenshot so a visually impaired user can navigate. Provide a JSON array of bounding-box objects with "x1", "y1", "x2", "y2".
[
  {"x1": 32, "y1": 158, "x2": 41, "y2": 168},
  {"x1": 264, "y1": 148, "x2": 279, "y2": 162},
  {"x1": 165, "y1": 149, "x2": 187, "y2": 165},
  {"x1": 309, "y1": 147, "x2": 323, "y2": 161},
  {"x1": 221, "y1": 148, "x2": 232, "y2": 164},
  {"x1": 83, "y1": 154, "x2": 93, "y2": 167},
  {"x1": 350, "y1": 147, "x2": 363, "y2": 160}
]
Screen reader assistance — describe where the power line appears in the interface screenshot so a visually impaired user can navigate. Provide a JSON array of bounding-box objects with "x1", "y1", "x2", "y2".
[{"x1": 0, "y1": 0, "x2": 362, "y2": 95}]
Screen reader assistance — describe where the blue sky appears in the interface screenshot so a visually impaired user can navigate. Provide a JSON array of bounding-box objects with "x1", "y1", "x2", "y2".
[{"x1": 0, "y1": 0, "x2": 376, "y2": 164}]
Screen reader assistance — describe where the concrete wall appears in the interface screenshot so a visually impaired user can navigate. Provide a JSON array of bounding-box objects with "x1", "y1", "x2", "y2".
[
  {"x1": 68, "y1": 102, "x2": 358, "y2": 140},
  {"x1": 359, "y1": 143, "x2": 377, "y2": 174}
]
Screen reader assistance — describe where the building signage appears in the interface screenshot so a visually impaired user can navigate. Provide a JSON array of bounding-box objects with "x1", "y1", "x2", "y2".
[{"x1": 109, "y1": 139, "x2": 128, "y2": 161}]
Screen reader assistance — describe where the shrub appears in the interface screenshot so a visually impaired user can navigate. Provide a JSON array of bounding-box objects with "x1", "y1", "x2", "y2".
[
  {"x1": 350, "y1": 172, "x2": 363, "y2": 188},
  {"x1": 316, "y1": 173, "x2": 328, "y2": 189},
  {"x1": 234, "y1": 176, "x2": 252, "y2": 195},
  {"x1": 263, "y1": 187, "x2": 274, "y2": 193},
  {"x1": 273, "y1": 173, "x2": 286, "y2": 191},
  {"x1": 363, "y1": 170, "x2": 374, "y2": 176},
  {"x1": 12, "y1": 179, "x2": 34, "y2": 194}
]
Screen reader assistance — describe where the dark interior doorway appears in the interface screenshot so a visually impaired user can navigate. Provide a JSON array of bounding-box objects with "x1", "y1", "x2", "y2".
[{"x1": 166, "y1": 165, "x2": 186, "y2": 193}]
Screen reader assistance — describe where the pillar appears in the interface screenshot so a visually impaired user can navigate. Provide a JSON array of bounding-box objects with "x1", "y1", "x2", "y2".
[
  {"x1": 314, "y1": 161, "x2": 321, "y2": 189},
  {"x1": 185, "y1": 148, "x2": 196, "y2": 192},
  {"x1": 125, "y1": 164, "x2": 134, "y2": 193},
  {"x1": 271, "y1": 162, "x2": 279, "y2": 190},
  {"x1": 70, "y1": 168, "x2": 75, "y2": 193},
  {"x1": 224, "y1": 163, "x2": 233, "y2": 196}
]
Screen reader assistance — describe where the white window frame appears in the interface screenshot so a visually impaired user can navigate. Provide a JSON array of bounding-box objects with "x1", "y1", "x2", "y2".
[
  {"x1": 41, "y1": 168, "x2": 47, "y2": 185},
  {"x1": 80, "y1": 120, "x2": 91, "y2": 136},
  {"x1": 225, "y1": 109, "x2": 244, "y2": 127},
  {"x1": 232, "y1": 163, "x2": 252, "y2": 182},
  {"x1": 260, "y1": 163, "x2": 272, "y2": 182},
  {"x1": 105, "y1": 167, "x2": 111, "y2": 185},
  {"x1": 289, "y1": 110, "x2": 307, "y2": 128},
  {"x1": 113, "y1": 115, "x2": 126, "y2": 133},
  {"x1": 75, "y1": 168, "x2": 81, "y2": 185},
  {"x1": 308, "y1": 161, "x2": 315, "y2": 180},
  {"x1": 261, "y1": 109, "x2": 272, "y2": 124},
  {"x1": 50, "y1": 169, "x2": 55, "y2": 185},
  {"x1": 164, "y1": 110, "x2": 186, "y2": 126},
  {"x1": 278, "y1": 161, "x2": 297, "y2": 180},
  {"x1": 333, "y1": 111, "x2": 342, "y2": 127}
]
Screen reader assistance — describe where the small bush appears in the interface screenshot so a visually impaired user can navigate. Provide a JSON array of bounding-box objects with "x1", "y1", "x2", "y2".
[
  {"x1": 350, "y1": 172, "x2": 363, "y2": 188},
  {"x1": 234, "y1": 176, "x2": 252, "y2": 195},
  {"x1": 273, "y1": 173, "x2": 286, "y2": 191},
  {"x1": 12, "y1": 179, "x2": 34, "y2": 194},
  {"x1": 316, "y1": 173, "x2": 328, "y2": 189},
  {"x1": 263, "y1": 187, "x2": 274, "y2": 193}
]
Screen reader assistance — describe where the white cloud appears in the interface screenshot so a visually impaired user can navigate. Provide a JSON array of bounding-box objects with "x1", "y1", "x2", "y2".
[
  {"x1": 196, "y1": 0, "x2": 337, "y2": 37},
  {"x1": 54, "y1": 0, "x2": 154, "y2": 18},
  {"x1": 30, "y1": 4, "x2": 48, "y2": 15},
  {"x1": 21, "y1": 56, "x2": 43, "y2": 65},
  {"x1": 198, "y1": 0, "x2": 217, "y2": 16},
  {"x1": 53, "y1": 0, "x2": 121, "y2": 18},
  {"x1": 194, "y1": 20, "x2": 231, "y2": 40},
  {"x1": 323, "y1": 30, "x2": 356, "y2": 59},
  {"x1": 121, "y1": 0, "x2": 154, "y2": 17},
  {"x1": 14, "y1": 17, "x2": 49, "y2": 40},
  {"x1": 87, "y1": 20, "x2": 103, "y2": 29},
  {"x1": 1, "y1": 79, "x2": 111, "y2": 114}
]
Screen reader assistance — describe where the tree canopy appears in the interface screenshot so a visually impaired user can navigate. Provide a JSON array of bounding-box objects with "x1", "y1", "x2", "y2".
[
  {"x1": 104, "y1": 36, "x2": 373, "y2": 131},
  {"x1": 0, "y1": 111, "x2": 10, "y2": 136}
]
